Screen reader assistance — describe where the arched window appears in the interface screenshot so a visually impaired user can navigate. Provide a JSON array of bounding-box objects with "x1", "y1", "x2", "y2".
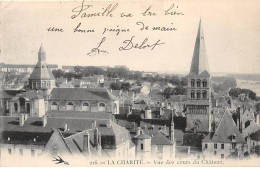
[
  {"x1": 191, "y1": 91, "x2": 195, "y2": 99},
  {"x1": 202, "y1": 91, "x2": 207, "y2": 99},
  {"x1": 197, "y1": 91, "x2": 201, "y2": 99},
  {"x1": 191, "y1": 79, "x2": 195, "y2": 87},
  {"x1": 26, "y1": 103, "x2": 30, "y2": 113},
  {"x1": 67, "y1": 102, "x2": 74, "y2": 111},
  {"x1": 82, "y1": 102, "x2": 90, "y2": 111},
  {"x1": 197, "y1": 79, "x2": 201, "y2": 87},
  {"x1": 202, "y1": 79, "x2": 207, "y2": 87},
  {"x1": 51, "y1": 102, "x2": 58, "y2": 110},
  {"x1": 14, "y1": 103, "x2": 18, "y2": 113},
  {"x1": 113, "y1": 103, "x2": 117, "y2": 114},
  {"x1": 98, "y1": 103, "x2": 106, "y2": 112}
]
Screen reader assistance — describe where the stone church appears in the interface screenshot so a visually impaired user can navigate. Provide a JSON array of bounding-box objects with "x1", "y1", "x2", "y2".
[{"x1": 185, "y1": 19, "x2": 212, "y2": 132}]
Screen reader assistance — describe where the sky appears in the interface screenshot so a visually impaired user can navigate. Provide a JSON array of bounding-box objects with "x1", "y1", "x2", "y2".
[{"x1": 0, "y1": 0, "x2": 259, "y2": 75}]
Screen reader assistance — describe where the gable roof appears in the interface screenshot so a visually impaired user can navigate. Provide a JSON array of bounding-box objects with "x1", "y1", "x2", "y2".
[
  {"x1": 0, "y1": 116, "x2": 129, "y2": 149},
  {"x1": 151, "y1": 131, "x2": 173, "y2": 145},
  {"x1": 43, "y1": 129, "x2": 72, "y2": 156},
  {"x1": 189, "y1": 19, "x2": 210, "y2": 75},
  {"x1": 203, "y1": 110, "x2": 245, "y2": 143},
  {"x1": 64, "y1": 129, "x2": 98, "y2": 156},
  {"x1": 50, "y1": 88, "x2": 117, "y2": 101}
]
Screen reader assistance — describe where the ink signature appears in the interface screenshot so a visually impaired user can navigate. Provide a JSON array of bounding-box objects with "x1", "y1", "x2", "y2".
[
  {"x1": 87, "y1": 37, "x2": 109, "y2": 56},
  {"x1": 52, "y1": 156, "x2": 69, "y2": 165}
]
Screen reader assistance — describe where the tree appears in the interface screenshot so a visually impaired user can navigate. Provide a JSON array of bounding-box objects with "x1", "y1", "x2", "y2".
[
  {"x1": 162, "y1": 87, "x2": 173, "y2": 99},
  {"x1": 121, "y1": 82, "x2": 131, "y2": 91},
  {"x1": 110, "y1": 82, "x2": 121, "y2": 90},
  {"x1": 52, "y1": 69, "x2": 64, "y2": 78},
  {"x1": 173, "y1": 86, "x2": 187, "y2": 95}
]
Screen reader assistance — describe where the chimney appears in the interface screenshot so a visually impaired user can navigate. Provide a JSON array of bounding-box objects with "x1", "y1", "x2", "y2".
[
  {"x1": 42, "y1": 115, "x2": 47, "y2": 127},
  {"x1": 82, "y1": 132, "x2": 90, "y2": 155},
  {"x1": 92, "y1": 121, "x2": 96, "y2": 129},
  {"x1": 19, "y1": 114, "x2": 25, "y2": 126},
  {"x1": 187, "y1": 146, "x2": 190, "y2": 155},
  {"x1": 24, "y1": 114, "x2": 28, "y2": 121},
  {"x1": 107, "y1": 119, "x2": 112, "y2": 128},
  {"x1": 132, "y1": 122, "x2": 136, "y2": 130},
  {"x1": 64, "y1": 124, "x2": 68, "y2": 132},
  {"x1": 127, "y1": 106, "x2": 132, "y2": 116},
  {"x1": 160, "y1": 107, "x2": 164, "y2": 116},
  {"x1": 94, "y1": 128, "x2": 98, "y2": 148},
  {"x1": 163, "y1": 125, "x2": 167, "y2": 131},
  {"x1": 98, "y1": 132, "x2": 102, "y2": 147},
  {"x1": 136, "y1": 127, "x2": 141, "y2": 135}
]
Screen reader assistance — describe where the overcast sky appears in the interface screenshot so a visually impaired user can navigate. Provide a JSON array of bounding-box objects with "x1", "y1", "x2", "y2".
[{"x1": 0, "y1": 0, "x2": 259, "y2": 75}]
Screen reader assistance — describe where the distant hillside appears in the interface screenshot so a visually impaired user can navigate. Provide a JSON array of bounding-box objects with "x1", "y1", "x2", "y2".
[{"x1": 227, "y1": 74, "x2": 260, "y2": 81}]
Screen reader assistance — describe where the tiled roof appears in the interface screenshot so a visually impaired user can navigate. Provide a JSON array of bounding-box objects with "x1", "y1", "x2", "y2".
[
  {"x1": 242, "y1": 121, "x2": 260, "y2": 138},
  {"x1": 49, "y1": 88, "x2": 117, "y2": 101},
  {"x1": 64, "y1": 129, "x2": 98, "y2": 156},
  {"x1": 134, "y1": 133, "x2": 151, "y2": 139},
  {"x1": 203, "y1": 110, "x2": 245, "y2": 143},
  {"x1": 0, "y1": 116, "x2": 130, "y2": 149},
  {"x1": 151, "y1": 131, "x2": 173, "y2": 145},
  {"x1": 249, "y1": 129, "x2": 260, "y2": 141},
  {"x1": 29, "y1": 63, "x2": 55, "y2": 80},
  {"x1": 47, "y1": 111, "x2": 112, "y2": 119},
  {"x1": 13, "y1": 91, "x2": 45, "y2": 100}
]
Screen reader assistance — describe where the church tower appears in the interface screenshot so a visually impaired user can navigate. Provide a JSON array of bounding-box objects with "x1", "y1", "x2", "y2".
[
  {"x1": 185, "y1": 19, "x2": 211, "y2": 132},
  {"x1": 29, "y1": 44, "x2": 55, "y2": 95}
]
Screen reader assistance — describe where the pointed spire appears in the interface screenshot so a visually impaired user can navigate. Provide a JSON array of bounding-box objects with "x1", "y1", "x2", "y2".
[
  {"x1": 38, "y1": 43, "x2": 46, "y2": 61},
  {"x1": 189, "y1": 19, "x2": 209, "y2": 75}
]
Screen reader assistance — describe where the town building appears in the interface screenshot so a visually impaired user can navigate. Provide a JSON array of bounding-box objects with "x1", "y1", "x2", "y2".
[
  {"x1": 202, "y1": 110, "x2": 246, "y2": 159},
  {"x1": 0, "y1": 115, "x2": 134, "y2": 159},
  {"x1": 48, "y1": 88, "x2": 119, "y2": 114}
]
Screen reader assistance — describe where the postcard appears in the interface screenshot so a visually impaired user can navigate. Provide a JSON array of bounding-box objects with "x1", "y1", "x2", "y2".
[{"x1": 0, "y1": 0, "x2": 259, "y2": 167}]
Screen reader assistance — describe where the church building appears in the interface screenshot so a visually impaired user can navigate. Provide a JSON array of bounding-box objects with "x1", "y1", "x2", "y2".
[
  {"x1": 28, "y1": 44, "x2": 55, "y2": 96},
  {"x1": 185, "y1": 19, "x2": 212, "y2": 132}
]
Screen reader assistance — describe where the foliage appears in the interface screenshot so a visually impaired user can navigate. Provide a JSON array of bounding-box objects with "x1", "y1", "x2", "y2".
[{"x1": 229, "y1": 87, "x2": 257, "y2": 100}]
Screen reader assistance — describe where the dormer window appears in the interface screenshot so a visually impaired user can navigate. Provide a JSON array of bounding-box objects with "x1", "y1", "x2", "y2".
[{"x1": 231, "y1": 134, "x2": 236, "y2": 141}]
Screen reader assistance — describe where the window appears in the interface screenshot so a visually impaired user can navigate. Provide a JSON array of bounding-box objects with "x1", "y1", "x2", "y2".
[
  {"x1": 51, "y1": 102, "x2": 58, "y2": 111},
  {"x1": 231, "y1": 143, "x2": 236, "y2": 149},
  {"x1": 214, "y1": 143, "x2": 217, "y2": 149},
  {"x1": 197, "y1": 91, "x2": 201, "y2": 99},
  {"x1": 221, "y1": 144, "x2": 224, "y2": 149},
  {"x1": 98, "y1": 103, "x2": 106, "y2": 112},
  {"x1": 221, "y1": 154, "x2": 224, "y2": 159},
  {"x1": 197, "y1": 79, "x2": 201, "y2": 87},
  {"x1": 67, "y1": 102, "x2": 74, "y2": 111},
  {"x1": 191, "y1": 91, "x2": 195, "y2": 99},
  {"x1": 14, "y1": 103, "x2": 18, "y2": 112},
  {"x1": 8, "y1": 149, "x2": 12, "y2": 155},
  {"x1": 19, "y1": 149, "x2": 23, "y2": 156},
  {"x1": 202, "y1": 91, "x2": 207, "y2": 99},
  {"x1": 140, "y1": 143, "x2": 144, "y2": 150},
  {"x1": 31, "y1": 150, "x2": 35, "y2": 157},
  {"x1": 82, "y1": 102, "x2": 90, "y2": 111},
  {"x1": 191, "y1": 79, "x2": 195, "y2": 87},
  {"x1": 214, "y1": 151, "x2": 217, "y2": 155},
  {"x1": 205, "y1": 144, "x2": 208, "y2": 149},
  {"x1": 202, "y1": 79, "x2": 207, "y2": 87},
  {"x1": 157, "y1": 146, "x2": 163, "y2": 153}
]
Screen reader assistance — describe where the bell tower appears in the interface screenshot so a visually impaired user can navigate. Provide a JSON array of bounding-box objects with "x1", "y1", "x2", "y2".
[
  {"x1": 185, "y1": 19, "x2": 211, "y2": 132},
  {"x1": 29, "y1": 44, "x2": 55, "y2": 96}
]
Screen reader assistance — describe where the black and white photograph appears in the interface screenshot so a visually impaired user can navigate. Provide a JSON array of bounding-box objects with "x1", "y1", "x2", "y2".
[{"x1": 0, "y1": 0, "x2": 259, "y2": 167}]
